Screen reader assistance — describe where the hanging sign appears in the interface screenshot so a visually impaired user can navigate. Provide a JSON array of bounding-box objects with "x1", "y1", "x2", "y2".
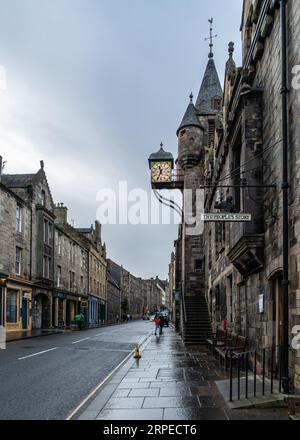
[{"x1": 203, "y1": 213, "x2": 252, "y2": 222}]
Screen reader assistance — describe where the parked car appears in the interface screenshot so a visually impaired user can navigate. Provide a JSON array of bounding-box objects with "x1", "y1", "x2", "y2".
[{"x1": 142, "y1": 314, "x2": 150, "y2": 320}]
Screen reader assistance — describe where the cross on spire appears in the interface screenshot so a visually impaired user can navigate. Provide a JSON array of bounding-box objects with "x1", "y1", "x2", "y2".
[{"x1": 205, "y1": 17, "x2": 218, "y2": 59}]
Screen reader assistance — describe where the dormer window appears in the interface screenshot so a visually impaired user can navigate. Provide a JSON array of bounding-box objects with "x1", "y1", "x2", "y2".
[{"x1": 212, "y1": 96, "x2": 222, "y2": 111}]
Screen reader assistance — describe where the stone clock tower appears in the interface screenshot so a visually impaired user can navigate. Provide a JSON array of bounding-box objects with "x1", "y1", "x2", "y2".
[{"x1": 176, "y1": 47, "x2": 223, "y2": 345}]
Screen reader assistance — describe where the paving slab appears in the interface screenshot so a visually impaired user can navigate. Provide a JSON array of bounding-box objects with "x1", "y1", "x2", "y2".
[{"x1": 77, "y1": 327, "x2": 289, "y2": 421}]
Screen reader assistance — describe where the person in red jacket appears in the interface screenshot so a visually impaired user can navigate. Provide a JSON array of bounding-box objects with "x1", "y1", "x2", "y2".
[{"x1": 154, "y1": 314, "x2": 161, "y2": 336}]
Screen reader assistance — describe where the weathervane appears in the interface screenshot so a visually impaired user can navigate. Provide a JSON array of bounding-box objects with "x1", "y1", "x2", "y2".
[{"x1": 205, "y1": 17, "x2": 218, "y2": 58}]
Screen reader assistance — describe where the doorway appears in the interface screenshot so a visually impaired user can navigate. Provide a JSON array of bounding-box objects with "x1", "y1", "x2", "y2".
[
  {"x1": 273, "y1": 275, "x2": 284, "y2": 349},
  {"x1": 22, "y1": 296, "x2": 28, "y2": 330}
]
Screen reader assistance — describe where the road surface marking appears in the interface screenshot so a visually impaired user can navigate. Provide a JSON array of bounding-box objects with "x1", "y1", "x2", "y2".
[
  {"x1": 65, "y1": 331, "x2": 152, "y2": 420},
  {"x1": 72, "y1": 338, "x2": 90, "y2": 345},
  {"x1": 18, "y1": 347, "x2": 59, "y2": 360}
]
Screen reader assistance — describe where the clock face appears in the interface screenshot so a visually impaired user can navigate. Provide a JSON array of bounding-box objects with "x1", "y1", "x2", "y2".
[{"x1": 151, "y1": 161, "x2": 172, "y2": 183}]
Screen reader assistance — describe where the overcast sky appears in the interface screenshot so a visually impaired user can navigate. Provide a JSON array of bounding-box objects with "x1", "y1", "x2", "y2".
[{"x1": 0, "y1": 0, "x2": 242, "y2": 279}]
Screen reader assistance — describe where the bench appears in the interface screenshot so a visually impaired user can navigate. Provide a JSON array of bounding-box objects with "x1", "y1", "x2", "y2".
[
  {"x1": 215, "y1": 334, "x2": 248, "y2": 370},
  {"x1": 206, "y1": 328, "x2": 228, "y2": 353}
]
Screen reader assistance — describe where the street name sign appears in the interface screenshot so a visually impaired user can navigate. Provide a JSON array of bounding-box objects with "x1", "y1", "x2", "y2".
[{"x1": 202, "y1": 213, "x2": 252, "y2": 222}]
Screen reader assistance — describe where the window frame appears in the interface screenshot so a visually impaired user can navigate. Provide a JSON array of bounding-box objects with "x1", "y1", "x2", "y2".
[
  {"x1": 15, "y1": 247, "x2": 22, "y2": 276},
  {"x1": 16, "y1": 205, "x2": 22, "y2": 233}
]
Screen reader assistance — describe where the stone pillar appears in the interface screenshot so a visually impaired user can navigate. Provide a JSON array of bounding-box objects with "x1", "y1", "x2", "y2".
[
  {"x1": 62, "y1": 299, "x2": 67, "y2": 325},
  {"x1": 54, "y1": 298, "x2": 59, "y2": 328}
]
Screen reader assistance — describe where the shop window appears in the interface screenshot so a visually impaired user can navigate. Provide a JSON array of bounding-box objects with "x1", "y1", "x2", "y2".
[{"x1": 6, "y1": 289, "x2": 18, "y2": 323}]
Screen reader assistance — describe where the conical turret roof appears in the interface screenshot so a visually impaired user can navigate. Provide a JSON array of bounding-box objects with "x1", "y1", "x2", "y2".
[
  {"x1": 195, "y1": 58, "x2": 222, "y2": 114},
  {"x1": 177, "y1": 94, "x2": 203, "y2": 136}
]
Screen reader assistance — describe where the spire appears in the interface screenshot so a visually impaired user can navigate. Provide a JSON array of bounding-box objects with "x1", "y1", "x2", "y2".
[
  {"x1": 205, "y1": 18, "x2": 218, "y2": 59},
  {"x1": 226, "y1": 42, "x2": 237, "y2": 81},
  {"x1": 177, "y1": 93, "x2": 203, "y2": 136},
  {"x1": 195, "y1": 57, "x2": 222, "y2": 114}
]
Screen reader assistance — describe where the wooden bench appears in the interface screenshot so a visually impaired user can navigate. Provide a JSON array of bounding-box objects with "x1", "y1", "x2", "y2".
[
  {"x1": 215, "y1": 334, "x2": 248, "y2": 370},
  {"x1": 206, "y1": 328, "x2": 228, "y2": 353}
]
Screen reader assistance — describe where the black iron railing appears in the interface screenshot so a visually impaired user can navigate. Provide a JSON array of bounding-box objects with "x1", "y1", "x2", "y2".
[{"x1": 229, "y1": 346, "x2": 285, "y2": 403}]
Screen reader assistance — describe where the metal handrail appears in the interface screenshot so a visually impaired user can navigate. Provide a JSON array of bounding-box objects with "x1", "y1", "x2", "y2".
[{"x1": 229, "y1": 345, "x2": 285, "y2": 403}]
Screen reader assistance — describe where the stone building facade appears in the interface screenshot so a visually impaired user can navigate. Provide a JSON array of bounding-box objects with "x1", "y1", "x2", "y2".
[
  {"x1": 53, "y1": 204, "x2": 89, "y2": 328},
  {"x1": 0, "y1": 160, "x2": 109, "y2": 333},
  {"x1": 201, "y1": 0, "x2": 300, "y2": 392},
  {"x1": 1, "y1": 161, "x2": 56, "y2": 331},
  {"x1": 76, "y1": 222, "x2": 107, "y2": 327},
  {"x1": 168, "y1": 251, "x2": 176, "y2": 321},
  {"x1": 107, "y1": 259, "x2": 162, "y2": 321},
  {"x1": 0, "y1": 179, "x2": 32, "y2": 332}
]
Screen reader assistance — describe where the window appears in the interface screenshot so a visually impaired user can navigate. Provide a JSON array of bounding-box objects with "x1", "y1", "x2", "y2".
[
  {"x1": 232, "y1": 143, "x2": 242, "y2": 212},
  {"x1": 6, "y1": 289, "x2": 18, "y2": 323},
  {"x1": 44, "y1": 220, "x2": 53, "y2": 245},
  {"x1": 212, "y1": 96, "x2": 222, "y2": 111},
  {"x1": 48, "y1": 223, "x2": 53, "y2": 244},
  {"x1": 41, "y1": 190, "x2": 46, "y2": 207},
  {"x1": 57, "y1": 266, "x2": 62, "y2": 288},
  {"x1": 58, "y1": 233, "x2": 62, "y2": 255},
  {"x1": 69, "y1": 271, "x2": 75, "y2": 289},
  {"x1": 15, "y1": 247, "x2": 22, "y2": 275},
  {"x1": 195, "y1": 259, "x2": 204, "y2": 273},
  {"x1": 43, "y1": 256, "x2": 51, "y2": 279},
  {"x1": 16, "y1": 205, "x2": 22, "y2": 233},
  {"x1": 44, "y1": 220, "x2": 48, "y2": 244}
]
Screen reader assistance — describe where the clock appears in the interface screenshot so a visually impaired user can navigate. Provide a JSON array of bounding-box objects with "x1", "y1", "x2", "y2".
[
  {"x1": 148, "y1": 143, "x2": 174, "y2": 188},
  {"x1": 151, "y1": 161, "x2": 172, "y2": 183}
]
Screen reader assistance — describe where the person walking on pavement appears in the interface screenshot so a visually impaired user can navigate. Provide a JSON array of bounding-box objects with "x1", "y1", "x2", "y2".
[
  {"x1": 154, "y1": 314, "x2": 161, "y2": 336},
  {"x1": 159, "y1": 314, "x2": 164, "y2": 335},
  {"x1": 76, "y1": 312, "x2": 85, "y2": 331}
]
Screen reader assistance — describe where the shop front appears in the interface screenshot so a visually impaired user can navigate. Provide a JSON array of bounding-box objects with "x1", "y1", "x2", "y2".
[
  {"x1": 88, "y1": 295, "x2": 106, "y2": 328},
  {"x1": 65, "y1": 294, "x2": 88, "y2": 328},
  {"x1": 4, "y1": 281, "x2": 32, "y2": 332}
]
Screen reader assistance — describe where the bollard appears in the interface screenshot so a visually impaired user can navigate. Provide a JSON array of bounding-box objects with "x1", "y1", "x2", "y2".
[{"x1": 134, "y1": 345, "x2": 141, "y2": 359}]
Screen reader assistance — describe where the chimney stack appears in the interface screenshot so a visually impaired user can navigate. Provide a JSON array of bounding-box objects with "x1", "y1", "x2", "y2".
[{"x1": 54, "y1": 203, "x2": 68, "y2": 224}]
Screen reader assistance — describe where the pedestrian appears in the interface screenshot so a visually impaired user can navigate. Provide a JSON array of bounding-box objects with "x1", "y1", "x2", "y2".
[
  {"x1": 116, "y1": 314, "x2": 119, "y2": 324},
  {"x1": 159, "y1": 314, "x2": 164, "y2": 335},
  {"x1": 77, "y1": 312, "x2": 84, "y2": 331},
  {"x1": 154, "y1": 314, "x2": 161, "y2": 336}
]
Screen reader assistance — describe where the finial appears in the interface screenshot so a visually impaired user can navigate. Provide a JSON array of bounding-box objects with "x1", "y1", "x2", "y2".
[
  {"x1": 40, "y1": 160, "x2": 44, "y2": 170},
  {"x1": 228, "y1": 41, "x2": 234, "y2": 57},
  {"x1": 205, "y1": 17, "x2": 218, "y2": 59},
  {"x1": 189, "y1": 92, "x2": 194, "y2": 103},
  {"x1": 160, "y1": 142, "x2": 164, "y2": 150}
]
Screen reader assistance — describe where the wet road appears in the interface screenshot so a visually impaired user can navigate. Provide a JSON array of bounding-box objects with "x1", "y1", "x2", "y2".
[{"x1": 0, "y1": 321, "x2": 152, "y2": 420}]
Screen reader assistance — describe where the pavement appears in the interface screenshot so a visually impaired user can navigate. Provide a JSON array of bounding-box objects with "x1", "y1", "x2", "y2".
[
  {"x1": 6, "y1": 328, "x2": 68, "y2": 342},
  {"x1": 0, "y1": 320, "x2": 152, "y2": 420},
  {"x1": 77, "y1": 326, "x2": 290, "y2": 421}
]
